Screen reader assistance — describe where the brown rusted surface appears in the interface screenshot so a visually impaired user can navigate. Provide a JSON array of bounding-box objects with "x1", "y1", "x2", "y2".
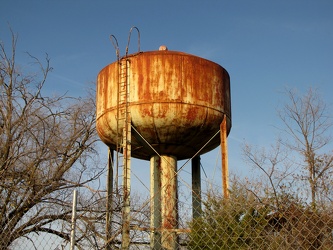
[
  {"x1": 221, "y1": 116, "x2": 229, "y2": 198},
  {"x1": 96, "y1": 50, "x2": 231, "y2": 160},
  {"x1": 160, "y1": 155, "x2": 178, "y2": 249}
]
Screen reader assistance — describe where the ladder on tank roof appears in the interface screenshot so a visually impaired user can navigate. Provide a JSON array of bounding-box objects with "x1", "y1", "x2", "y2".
[
  {"x1": 115, "y1": 58, "x2": 131, "y2": 194},
  {"x1": 109, "y1": 27, "x2": 140, "y2": 193}
]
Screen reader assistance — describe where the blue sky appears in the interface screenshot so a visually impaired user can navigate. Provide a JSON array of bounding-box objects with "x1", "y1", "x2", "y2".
[{"x1": 1, "y1": 1, "x2": 333, "y2": 190}]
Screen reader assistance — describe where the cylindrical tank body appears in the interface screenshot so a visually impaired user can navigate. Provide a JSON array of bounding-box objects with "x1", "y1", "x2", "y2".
[{"x1": 96, "y1": 50, "x2": 231, "y2": 160}]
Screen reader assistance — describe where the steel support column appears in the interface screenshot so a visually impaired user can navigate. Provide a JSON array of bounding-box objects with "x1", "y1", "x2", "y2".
[
  {"x1": 106, "y1": 148, "x2": 114, "y2": 249},
  {"x1": 150, "y1": 155, "x2": 162, "y2": 249},
  {"x1": 160, "y1": 155, "x2": 178, "y2": 250},
  {"x1": 192, "y1": 156, "x2": 202, "y2": 218},
  {"x1": 220, "y1": 116, "x2": 229, "y2": 198}
]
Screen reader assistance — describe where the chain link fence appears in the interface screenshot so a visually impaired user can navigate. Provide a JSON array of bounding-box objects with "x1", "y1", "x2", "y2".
[
  {"x1": 137, "y1": 181, "x2": 333, "y2": 250},
  {"x1": 3, "y1": 164, "x2": 333, "y2": 250},
  {"x1": 187, "y1": 191, "x2": 333, "y2": 249}
]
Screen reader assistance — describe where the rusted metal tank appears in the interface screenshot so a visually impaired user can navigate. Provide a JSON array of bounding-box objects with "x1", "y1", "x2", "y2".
[{"x1": 96, "y1": 50, "x2": 231, "y2": 160}]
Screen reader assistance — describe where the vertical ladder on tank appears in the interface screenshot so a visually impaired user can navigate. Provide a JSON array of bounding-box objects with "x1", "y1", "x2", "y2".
[
  {"x1": 116, "y1": 57, "x2": 132, "y2": 249},
  {"x1": 115, "y1": 59, "x2": 125, "y2": 189},
  {"x1": 111, "y1": 26, "x2": 140, "y2": 249}
]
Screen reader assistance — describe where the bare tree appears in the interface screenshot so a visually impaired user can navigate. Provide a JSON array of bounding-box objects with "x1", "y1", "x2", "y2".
[
  {"x1": 242, "y1": 140, "x2": 295, "y2": 208},
  {"x1": 189, "y1": 87, "x2": 333, "y2": 250},
  {"x1": 242, "y1": 88, "x2": 332, "y2": 210},
  {"x1": 0, "y1": 31, "x2": 105, "y2": 249},
  {"x1": 279, "y1": 88, "x2": 333, "y2": 208}
]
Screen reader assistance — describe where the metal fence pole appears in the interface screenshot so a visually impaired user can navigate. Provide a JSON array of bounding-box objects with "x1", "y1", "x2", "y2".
[{"x1": 70, "y1": 189, "x2": 78, "y2": 250}]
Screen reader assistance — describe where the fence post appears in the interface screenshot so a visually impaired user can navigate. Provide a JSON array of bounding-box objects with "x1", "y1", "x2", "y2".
[{"x1": 70, "y1": 189, "x2": 78, "y2": 250}]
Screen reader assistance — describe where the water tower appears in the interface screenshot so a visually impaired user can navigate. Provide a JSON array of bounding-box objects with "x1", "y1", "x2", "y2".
[{"x1": 96, "y1": 27, "x2": 231, "y2": 249}]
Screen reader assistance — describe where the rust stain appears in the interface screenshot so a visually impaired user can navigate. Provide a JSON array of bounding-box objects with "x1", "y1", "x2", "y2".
[{"x1": 160, "y1": 156, "x2": 178, "y2": 231}]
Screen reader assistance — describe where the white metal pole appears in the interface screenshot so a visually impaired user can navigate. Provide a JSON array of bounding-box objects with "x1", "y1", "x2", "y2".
[{"x1": 70, "y1": 189, "x2": 78, "y2": 250}]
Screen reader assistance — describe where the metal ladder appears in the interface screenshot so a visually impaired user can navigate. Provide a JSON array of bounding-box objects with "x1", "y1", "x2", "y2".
[
  {"x1": 116, "y1": 57, "x2": 132, "y2": 249},
  {"x1": 110, "y1": 26, "x2": 139, "y2": 196},
  {"x1": 115, "y1": 58, "x2": 130, "y2": 186},
  {"x1": 109, "y1": 26, "x2": 140, "y2": 249}
]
